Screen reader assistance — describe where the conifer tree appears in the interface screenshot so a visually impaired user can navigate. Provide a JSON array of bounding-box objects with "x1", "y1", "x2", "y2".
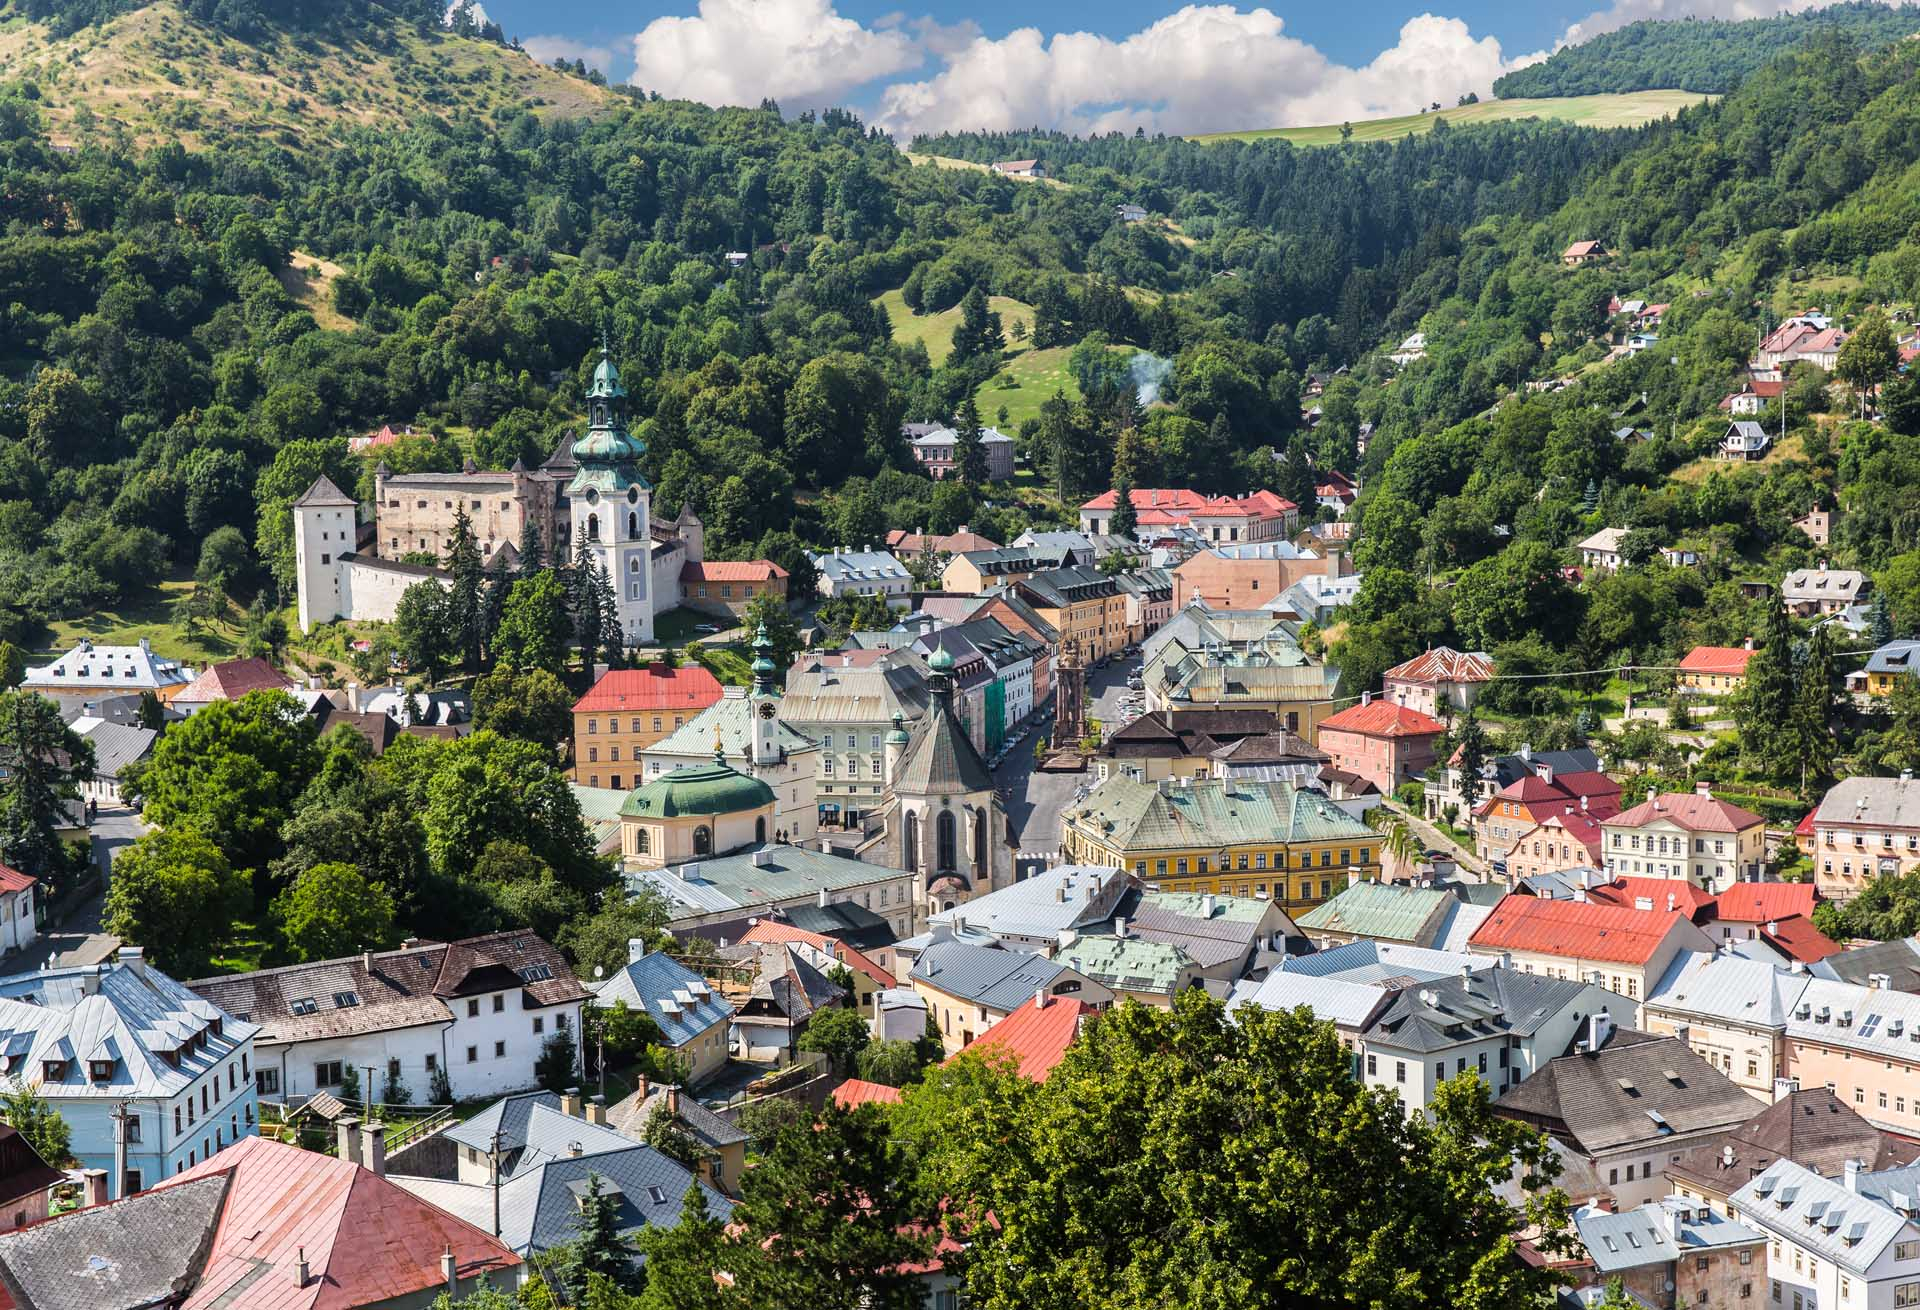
[
  {"x1": 954, "y1": 395, "x2": 988, "y2": 487},
  {"x1": 1109, "y1": 427, "x2": 1140, "y2": 539},
  {"x1": 592, "y1": 557, "x2": 622, "y2": 670},
  {"x1": 1794, "y1": 622, "x2": 1836, "y2": 792},
  {"x1": 1030, "y1": 276, "x2": 1075, "y2": 349},
  {"x1": 1740, "y1": 603, "x2": 1797, "y2": 778},
  {"x1": 635, "y1": 1184, "x2": 731, "y2": 1310},
  {"x1": 481, "y1": 551, "x2": 511, "y2": 664},
  {"x1": 518, "y1": 514, "x2": 545, "y2": 578},
  {"x1": 445, "y1": 506, "x2": 485, "y2": 673},
  {"x1": 573, "y1": 1172, "x2": 633, "y2": 1290},
  {"x1": 569, "y1": 538, "x2": 602, "y2": 675},
  {"x1": 1873, "y1": 590, "x2": 1896, "y2": 645}
]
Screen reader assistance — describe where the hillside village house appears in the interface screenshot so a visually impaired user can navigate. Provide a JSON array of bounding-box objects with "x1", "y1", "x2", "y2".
[
  {"x1": 1473, "y1": 764, "x2": 1622, "y2": 867},
  {"x1": 810, "y1": 547, "x2": 913, "y2": 606},
  {"x1": 1794, "y1": 505, "x2": 1832, "y2": 545},
  {"x1": 1577, "y1": 527, "x2": 1631, "y2": 573},
  {"x1": 1467, "y1": 895, "x2": 1715, "y2": 1003},
  {"x1": 1754, "y1": 316, "x2": 1848, "y2": 372},
  {"x1": 1313, "y1": 696, "x2": 1446, "y2": 793},
  {"x1": 906, "y1": 422, "x2": 1017, "y2": 481},
  {"x1": 1721, "y1": 377, "x2": 1784, "y2": 415},
  {"x1": 884, "y1": 526, "x2": 999, "y2": 559},
  {"x1": 1852, "y1": 640, "x2": 1920, "y2": 697},
  {"x1": 1427, "y1": 742, "x2": 1605, "y2": 829},
  {"x1": 680, "y1": 559, "x2": 788, "y2": 617},
  {"x1": 1600, "y1": 786, "x2": 1768, "y2": 893},
  {"x1": 22, "y1": 638, "x2": 192, "y2": 702},
  {"x1": 189, "y1": 931, "x2": 586, "y2": 1110},
  {"x1": 1078, "y1": 488, "x2": 1299, "y2": 544},
  {"x1": 171, "y1": 656, "x2": 294, "y2": 713},
  {"x1": 571, "y1": 663, "x2": 725, "y2": 789},
  {"x1": 1719, "y1": 419, "x2": 1773, "y2": 460},
  {"x1": 0, "y1": 864, "x2": 35, "y2": 956},
  {"x1": 1781, "y1": 567, "x2": 1868, "y2": 617},
  {"x1": 1170, "y1": 548, "x2": 1341, "y2": 612},
  {"x1": 1676, "y1": 642, "x2": 1756, "y2": 694},
  {"x1": 1381, "y1": 646, "x2": 1494, "y2": 717},
  {"x1": 591, "y1": 949, "x2": 733, "y2": 1087},
  {"x1": 1730, "y1": 1159, "x2": 1920, "y2": 1310},
  {"x1": 2, "y1": 949, "x2": 258, "y2": 1199},
  {"x1": 991, "y1": 158, "x2": 1045, "y2": 177},
  {"x1": 1810, "y1": 773, "x2": 1920, "y2": 901},
  {"x1": 1562, "y1": 240, "x2": 1607, "y2": 265}
]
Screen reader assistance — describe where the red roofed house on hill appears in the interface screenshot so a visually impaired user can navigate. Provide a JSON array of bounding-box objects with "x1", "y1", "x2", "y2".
[
  {"x1": 1077, "y1": 488, "x2": 1299, "y2": 544},
  {"x1": 1382, "y1": 646, "x2": 1495, "y2": 718},
  {"x1": 831, "y1": 1078, "x2": 904, "y2": 1109},
  {"x1": 679, "y1": 558, "x2": 788, "y2": 618},
  {"x1": 959, "y1": 993, "x2": 1094, "y2": 1083},
  {"x1": 1314, "y1": 694, "x2": 1446, "y2": 794},
  {"x1": 172, "y1": 657, "x2": 296, "y2": 714},
  {"x1": 1676, "y1": 642, "x2": 1756, "y2": 695},
  {"x1": 570, "y1": 662, "x2": 725, "y2": 790},
  {"x1": 1562, "y1": 240, "x2": 1607, "y2": 266},
  {"x1": 0, "y1": 1134, "x2": 518, "y2": 1310},
  {"x1": 1469, "y1": 894, "x2": 1714, "y2": 1003},
  {"x1": 1599, "y1": 784, "x2": 1768, "y2": 894},
  {"x1": 1474, "y1": 765, "x2": 1623, "y2": 867}
]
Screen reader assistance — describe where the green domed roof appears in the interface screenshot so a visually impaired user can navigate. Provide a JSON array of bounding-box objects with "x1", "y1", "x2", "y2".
[
  {"x1": 620, "y1": 760, "x2": 774, "y2": 819},
  {"x1": 589, "y1": 351, "x2": 627, "y2": 400},
  {"x1": 928, "y1": 646, "x2": 955, "y2": 673}
]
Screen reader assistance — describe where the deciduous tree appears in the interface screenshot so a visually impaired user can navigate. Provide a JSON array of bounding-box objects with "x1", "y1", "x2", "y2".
[{"x1": 103, "y1": 829, "x2": 250, "y2": 976}]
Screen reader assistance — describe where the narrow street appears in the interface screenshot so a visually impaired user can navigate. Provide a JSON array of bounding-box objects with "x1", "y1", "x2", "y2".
[
  {"x1": 1384, "y1": 798, "x2": 1489, "y2": 882},
  {"x1": 997, "y1": 655, "x2": 1138, "y2": 857},
  {"x1": 4, "y1": 804, "x2": 141, "y2": 974}
]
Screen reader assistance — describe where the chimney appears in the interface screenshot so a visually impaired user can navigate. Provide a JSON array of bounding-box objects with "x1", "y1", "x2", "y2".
[
  {"x1": 361, "y1": 950, "x2": 373, "y2": 974},
  {"x1": 637, "y1": 1075, "x2": 650, "y2": 1105},
  {"x1": 81, "y1": 1168, "x2": 108, "y2": 1209},
  {"x1": 1845, "y1": 1159, "x2": 1864, "y2": 1193},
  {"x1": 1767, "y1": 920, "x2": 1779, "y2": 937},
  {"x1": 1744, "y1": 637, "x2": 1754, "y2": 651},
  {"x1": 568, "y1": 1141, "x2": 584, "y2": 1158},
  {"x1": 562, "y1": 1088, "x2": 581, "y2": 1118},
  {"x1": 1666, "y1": 893, "x2": 1676, "y2": 913},
  {"x1": 1673, "y1": 1022, "x2": 1691, "y2": 1048},
  {"x1": 119, "y1": 945, "x2": 146, "y2": 980},
  {"x1": 666, "y1": 1086, "x2": 681, "y2": 1117},
  {"x1": 1202, "y1": 893, "x2": 1216, "y2": 917},
  {"x1": 296, "y1": 1246, "x2": 311, "y2": 1288},
  {"x1": 1573, "y1": 888, "x2": 1587, "y2": 904},
  {"x1": 1347, "y1": 869, "x2": 1360, "y2": 889},
  {"x1": 1588, "y1": 1009, "x2": 1612, "y2": 1051},
  {"x1": 442, "y1": 1245, "x2": 457, "y2": 1298},
  {"x1": 362, "y1": 1121, "x2": 385, "y2": 1177},
  {"x1": 587, "y1": 1095, "x2": 607, "y2": 1127},
  {"x1": 1055, "y1": 885, "x2": 1066, "y2": 903},
  {"x1": 1035, "y1": 986, "x2": 1049, "y2": 1010},
  {"x1": 337, "y1": 1116, "x2": 362, "y2": 1168},
  {"x1": 1581, "y1": 795, "x2": 1589, "y2": 813},
  {"x1": 1114, "y1": 916, "x2": 1129, "y2": 939},
  {"x1": 1773, "y1": 1077, "x2": 1799, "y2": 1103},
  {"x1": 1695, "y1": 781, "x2": 1712, "y2": 798}
]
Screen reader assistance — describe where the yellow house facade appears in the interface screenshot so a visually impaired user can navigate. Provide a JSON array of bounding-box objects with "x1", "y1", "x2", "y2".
[
  {"x1": 618, "y1": 758, "x2": 776, "y2": 868},
  {"x1": 1015, "y1": 566, "x2": 1130, "y2": 663},
  {"x1": 1057, "y1": 775, "x2": 1380, "y2": 916}
]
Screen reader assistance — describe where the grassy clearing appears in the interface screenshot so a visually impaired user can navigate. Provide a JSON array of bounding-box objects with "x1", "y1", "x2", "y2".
[
  {"x1": 903, "y1": 153, "x2": 1068, "y2": 189},
  {"x1": 1670, "y1": 442, "x2": 1797, "y2": 483},
  {"x1": 1189, "y1": 91, "x2": 1713, "y2": 145},
  {"x1": 877, "y1": 289, "x2": 1036, "y2": 368},
  {"x1": 31, "y1": 577, "x2": 244, "y2": 664},
  {"x1": 279, "y1": 251, "x2": 356, "y2": 332},
  {"x1": 978, "y1": 345, "x2": 1083, "y2": 431}
]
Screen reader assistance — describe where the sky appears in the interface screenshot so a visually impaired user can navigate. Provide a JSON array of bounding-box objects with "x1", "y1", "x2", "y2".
[{"x1": 468, "y1": 0, "x2": 1877, "y2": 139}]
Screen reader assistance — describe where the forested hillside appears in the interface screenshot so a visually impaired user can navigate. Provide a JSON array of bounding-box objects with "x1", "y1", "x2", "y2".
[{"x1": 1493, "y1": 1, "x2": 1920, "y2": 97}]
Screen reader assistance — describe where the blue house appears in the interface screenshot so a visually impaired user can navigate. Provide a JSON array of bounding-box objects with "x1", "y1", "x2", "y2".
[{"x1": 0, "y1": 947, "x2": 258, "y2": 1197}]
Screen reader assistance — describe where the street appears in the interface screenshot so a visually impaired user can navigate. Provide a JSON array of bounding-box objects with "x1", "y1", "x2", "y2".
[
  {"x1": 997, "y1": 654, "x2": 1139, "y2": 857},
  {"x1": 5, "y1": 803, "x2": 142, "y2": 974}
]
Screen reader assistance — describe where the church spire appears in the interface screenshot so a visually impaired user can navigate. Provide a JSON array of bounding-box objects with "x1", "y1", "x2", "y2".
[{"x1": 750, "y1": 622, "x2": 777, "y2": 697}]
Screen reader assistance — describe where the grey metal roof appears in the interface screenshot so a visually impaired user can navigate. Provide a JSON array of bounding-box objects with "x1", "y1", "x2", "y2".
[
  {"x1": 1364, "y1": 969, "x2": 1597, "y2": 1055},
  {"x1": 1226, "y1": 971, "x2": 1391, "y2": 1030},
  {"x1": 0, "y1": 1171, "x2": 229, "y2": 1310},
  {"x1": 1281, "y1": 940, "x2": 1487, "y2": 985},
  {"x1": 1784, "y1": 976, "x2": 1920, "y2": 1061},
  {"x1": 74, "y1": 720, "x2": 157, "y2": 781},
  {"x1": 1864, "y1": 641, "x2": 1920, "y2": 676},
  {"x1": 646, "y1": 692, "x2": 818, "y2": 763},
  {"x1": 1812, "y1": 937, "x2": 1920, "y2": 991},
  {"x1": 926, "y1": 866, "x2": 1128, "y2": 940},
  {"x1": 1732, "y1": 1160, "x2": 1913, "y2": 1276},
  {"x1": 594, "y1": 952, "x2": 733, "y2": 1049},
  {"x1": 626, "y1": 844, "x2": 910, "y2": 919},
  {"x1": 893, "y1": 686, "x2": 994, "y2": 798},
  {"x1": 1646, "y1": 952, "x2": 1807, "y2": 1029},
  {"x1": 1576, "y1": 1199, "x2": 1762, "y2": 1274},
  {"x1": 912, "y1": 940, "x2": 1070, "y2": 1011},
  {"x1": 1814, "y1": 775, "x2": 1920, "y2": 830}
]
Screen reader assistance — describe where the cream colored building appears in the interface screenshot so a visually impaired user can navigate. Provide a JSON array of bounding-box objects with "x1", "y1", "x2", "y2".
[
  {"x1": 618, "y1": 759, "x2": 775, "y2": 867},
  {"x1": 1467, "y1": 895, "x2": 1716, "y2": 1005},
  {"x1": 1600, "y1": 785, "x2": 1768, "y2": 894},
  {"x1": 1641, "y1": 952, "x2": 1797, "y2": 1101}
]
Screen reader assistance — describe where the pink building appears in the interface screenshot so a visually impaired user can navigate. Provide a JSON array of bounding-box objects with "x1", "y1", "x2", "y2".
[
  {"x1": 1315, "y1": 697, "x2": 1446, "y2": 794},
  {"x1": 1382, "y1": 646, "x2": 1495, "y2": 717}
]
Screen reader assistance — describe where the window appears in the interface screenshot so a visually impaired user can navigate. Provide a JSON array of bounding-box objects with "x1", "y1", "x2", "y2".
[
  {"x1": 175, "y1": 1106, "x2": 183, "y2": 1133},
  {"x1": 123, "y1": 1170, "x2": 142, "y2": 1195},
  {"x1": 1395, "y1": 1061, "x2": 1406, "y2": 1084},
  {"x1": 467, "y1": 1046, "x2": 479, "y2": 1064},
  {"x1": 493, "y1": 994, "x2": 505, "y2": 1014},
  {"x1": 1899, "y1": 1242, "x2": 1920, "y2": 1261},
  {"x1": 256, "y1": 1069, "x2": 280, "y2": 1096},
  {"x1": 124, "y1": 1115, "x2": 142, "y2": 1144},
  {"x1": 533, "y1": 1017, "x2": 544, "y2": 1034},
  {"x1": 494, "y1": 1041, "x2": 506, "y2": 1058},
  {"x1": 315, "y1": 1061, "x2": 343, "y2": 1087},
  {"x1": 468, "y1": 999, "x2": 480, "y2": 1018},
  {"x1": 1896, "y1": 1286, "x2": 1920, "y2": 1309},
  {"x1": 425, "y1": 1054, "x2": 437, "y2": 1071}
]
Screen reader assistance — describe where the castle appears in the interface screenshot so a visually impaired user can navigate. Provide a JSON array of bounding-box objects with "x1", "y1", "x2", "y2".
[{"x1": 294, "y1": 347, "x2": 702, "y2": 644}]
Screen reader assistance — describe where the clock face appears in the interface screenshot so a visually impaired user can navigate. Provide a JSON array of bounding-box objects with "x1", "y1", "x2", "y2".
[{"x1": 758, "y1": 702, "x2": 777, "y2": 720}]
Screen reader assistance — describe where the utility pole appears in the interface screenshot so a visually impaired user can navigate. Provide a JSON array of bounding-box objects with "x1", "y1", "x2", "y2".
[
  {"x1": 490, "y1": 1128, "x2": 503, "y2": 1238},
  {"x1": 109, "y1": 1101, "x2": 129, "y2": 1200}
]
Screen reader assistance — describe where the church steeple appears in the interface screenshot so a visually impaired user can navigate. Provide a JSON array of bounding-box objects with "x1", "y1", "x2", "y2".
[
  {"x1": 573, "y1": 340, "x2": 644, "y2": 466},
  {"x1": 750, "y1": 622, "x2": 778, "y2": 698}
]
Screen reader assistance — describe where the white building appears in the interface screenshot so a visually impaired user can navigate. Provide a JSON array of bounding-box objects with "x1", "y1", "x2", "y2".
[
  {"x1": 638, "y1": 689, "x2": 821, "y2": 844},
  {"x1": 1600, "y1": 786, "x2": 1769, "y2": 893},
  {"x1": 188, "y1": 931, "x2": 587, "y2": 1109},
  {"x1": 1732, "y1": 1159, "x2": 1920, "y2": 1310},
  {"x1": 810, "y1": 548, "x2": 913, "y2": 606},
  {"x1": 1577, "y1": 527, "x2": 1630, "y2": 574},
  {"x1": 0, "y1": 864, "x2": 35, "y2": 956},
  {"x1": 21, "y1": 639, "x2": 190, "y2": 700}
]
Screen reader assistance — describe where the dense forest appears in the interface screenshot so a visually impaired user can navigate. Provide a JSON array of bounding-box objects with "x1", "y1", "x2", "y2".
[{"x1": 1493, "y1": 2, "x2": 1920, "y2": 97}]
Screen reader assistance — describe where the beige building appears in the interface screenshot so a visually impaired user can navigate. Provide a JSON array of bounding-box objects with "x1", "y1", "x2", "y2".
[
  {"x1": 618, "y1": 759, "x2": 776, "y2": 867},
  {"x1": 571, "y1": 664, "x2": 725, "y2": 790},
  {"x1": 1599, "y1": 786, "x2": 1768, "y2": 894},
  {"x1": 1641, "y1": 952, "x2": 1798, "y2": 1101},
  {"x1": 1468, "y1": 894, "x2": 1716, "y2": 1005},
  {"x1": 1809, "y1": 773, "x2": 1920, "y2": 902},
  {"x1": 1014, "y1": 566, "x2": 1130, "y2": 663}
]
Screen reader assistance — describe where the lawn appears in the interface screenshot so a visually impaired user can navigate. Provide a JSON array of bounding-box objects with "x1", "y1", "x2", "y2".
[
  {"x1": 30, "y1": 576, "x2": 244, "y2": 664},
  {"x1": 1189, "y1": 91, "x2": 1713, "y2": 145},
  {"x1": 205, "y1": 916, "x2": 274, "y2": 976},
  {"x1": 876, "y1": 288, "x2": 1036, "y2": 368},
  {"x1": 977, "y1": 345, "x2": 1082, "y2": 431},
  {"x1": 902, "y1": 153, "x2": 1068, "y2": 189}
]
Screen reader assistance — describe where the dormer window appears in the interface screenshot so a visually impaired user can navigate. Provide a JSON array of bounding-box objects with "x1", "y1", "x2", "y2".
[
  {"x1": 290, "y1": 997, "x2": 318, "y2": 1016},
  {"x1": 88, "y1": 1060, "x2": 114, "y2": 1083},
  {"x1": 41, "y1": 1060, "x2": 65, "y2": 1081}
]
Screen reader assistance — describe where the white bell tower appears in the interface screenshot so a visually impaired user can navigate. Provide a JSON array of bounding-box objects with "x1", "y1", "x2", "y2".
[{"x1": 566, "y1": 342, "x2": 654, "y2": 646}]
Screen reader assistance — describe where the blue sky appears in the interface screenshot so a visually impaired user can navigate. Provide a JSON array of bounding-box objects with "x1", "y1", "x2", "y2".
[{"x1": 471, "y1": 0, "x2": 1822, "y2": 138}]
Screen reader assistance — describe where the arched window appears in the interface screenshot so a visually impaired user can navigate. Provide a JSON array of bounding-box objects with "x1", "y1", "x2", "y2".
[
  {"x1": 755, "y1": 816, "x2": 767, "y2": 844},
  {"x1": 628, "y1": 511, "x2": 640, "y2": 539},
  {"x1": 635, "y1": 828, "x2": 650, "y2": 855},
  {"x1": 904, "y1": 812, "x2": 919, "y2": 869},
  {"x1": 586, "y1": 513, "x2": 599, "y2": 542},
  {"x1": 974, "y1": 807, "x2": 988, "y2": 881},
  {"x1": 629, "y1": 557, "x2": 640, "y2": 573},
  {"x1": 936, "y1": 811, "x2": 957, "y2": 875},
  {"x1": 693, "y1": 825, "x2": 712, "y2": 856}
]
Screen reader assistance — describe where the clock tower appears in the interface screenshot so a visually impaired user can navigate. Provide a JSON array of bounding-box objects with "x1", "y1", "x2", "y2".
[
  {"x1": 566, "y1": 341, "x2": 654, "y2": 645},
  {"x1": 748, "y1": 622, "x2": 781, "y2": 770}
]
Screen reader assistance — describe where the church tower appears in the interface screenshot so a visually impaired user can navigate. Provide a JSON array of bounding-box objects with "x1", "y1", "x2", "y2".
[
  {"x1": 567, "y1": 343, "x2": 654, "y2": 645},
  {"x1": 748, "y1": 622, "x2": 781, "y2": 770}
]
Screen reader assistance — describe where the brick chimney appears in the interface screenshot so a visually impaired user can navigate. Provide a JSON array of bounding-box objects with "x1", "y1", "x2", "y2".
[
  {"x1": 336, "y1": 1116, "x2": 362, "y2": 1168},
  {"x1": 587, "y1": 1095, "x2": 607, "y2": 1127},
  {"x1": 81, "y1": 1168, "x2": 108, "y2": 1209},
  {"x1": 561, "y1": 1088, "x2": 581, "y2": 1118},
  {"x1": 666, "y1": 1086, "x2": 681, "y2": 1117},
  {"x1": 361, "y1": 1121, "x2": 385, "y2": 1177}
]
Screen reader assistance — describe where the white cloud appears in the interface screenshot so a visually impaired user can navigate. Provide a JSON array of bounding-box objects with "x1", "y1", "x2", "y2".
[
  {"x1": 874, "y1": 8, "x2": 1528, "y2": 138},
  {"x1": 1556, "y1": 0, "x2": 1887, "y2": 48},
  {"x1": 521, "y1": 34, "x2": 616, "y2": 74},
  {"x1": 628, "y1": 0, "x2": 922, "y2": 109}
]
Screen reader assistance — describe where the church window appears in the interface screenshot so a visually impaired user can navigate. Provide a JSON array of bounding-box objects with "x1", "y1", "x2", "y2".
[
  {"x1": 321, "y1": 554, "x2": 330, "y2": 565},
  {"x1": 635, "y1": 829, "x2": 649, "y2": 855},
  {"x1": 628, "y1": 487, "x2": 640, "y2": 505},
  {"x1": 937, "y1": 811, "x2": 957, "y2": 875},
  {"x1": 629, "y1": 558, "x2": 640, "y2": 573},
  {"x1": 628, "y1": 512, "x2": 640, "y2": 539},
  {"x1": 905, "y1": 813, "x2": 919, "y2": 867},
  {"x1": 630, "y1": 583, "x2": 642, "y2": 600},
  {"x1": 587, "y1": 513, "x2": 599, "y2": 541},
  {"x1": 974, "y1": 808, "x2": 988, "y2": 881},
  {"x1": 693, "y1": 826, "x2": 712, "y2": 856}
]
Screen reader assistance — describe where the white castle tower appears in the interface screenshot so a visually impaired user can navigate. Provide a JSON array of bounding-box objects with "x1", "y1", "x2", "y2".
[
  {"x1": 567, "y1": 343, "x2": 655, "y2": 646},
  {"x1": 291, "y1": 474, "x2": 359, "y2": 633}
]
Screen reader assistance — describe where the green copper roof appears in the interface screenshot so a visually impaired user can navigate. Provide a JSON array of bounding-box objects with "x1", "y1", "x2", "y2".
[
  {"x1": 572, "y1": 346, "x2": 646, "y2": 467},
  {"x1": 1064, "y1": 776, "x2": 1374, "y2": 854},
  {"x1": 928, "y1": 646, "x2": 955, "y2": 673},
  {"x1": 566, "y1": 465, "x2": 651, "y2": 497},
  {"x1": 589, "y1": 350, "x2": 627, "y2": 400},
  {"x1": 620, "y1": 760, "x2": 774, "y2": 819}
]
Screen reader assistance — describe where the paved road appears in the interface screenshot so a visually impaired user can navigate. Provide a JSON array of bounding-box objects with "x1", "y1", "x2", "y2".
[
  {"x1": 1385, "y1": 799, "x2": 1489, "y2": 881},
  {"x1": 997, "y1": 655, "x2": 1139, "y2": 856},
  {"x1": 6, "y1": 804, "x2": 144, "y2": 973}
]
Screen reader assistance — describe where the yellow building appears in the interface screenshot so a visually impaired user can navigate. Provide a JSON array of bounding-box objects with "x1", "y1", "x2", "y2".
[
  {"x1": 1058, "y1": 775, "x2": 1380, "y2": 916},
  {"x1": 1015, "y1": 566, "x2": 1129, "y2": 662},
  {"x1": 1857, "y1": 640, "x2": 1920, "y2": 697},
  {"x1": 618, "y1": 757, "x2": 775, "y2": 868},
  {"x1": 940, "y1": 547, "x2": 1056, "y2": 595}
]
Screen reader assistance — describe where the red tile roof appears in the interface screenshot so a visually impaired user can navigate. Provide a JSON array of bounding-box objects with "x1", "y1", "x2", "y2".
[
  {"x1": 1077, "y1": 488, "x2": 1296, "y2": 522},
  {"x1": 1317, "y1": 699, "x2": 1446, "y2": 739},
  {"x1": 1678, "y1": 646, "x2": 1756, "y2": 677},
  {"x1": 1519, "y1": 809, "x2": 1607, "y2": 859},
  {"x1": 174, "y1": 657, "x2": 294, "y2": 704},
  {"x1": 0, "y1": 864, "x2": 33, "y2": 895},
  {"x1": 1711, "y1": 883, "x2": 1816, "y2": 925},
  {"x1": 157, "y1": 1135, "x2": 519, "y2": 1310},
  {"x1": 957, "y1": 995, "x2": 1093, "y2": 1082},
  {"x1": 1469, "y1": 896, "x2": 1686, "y2": 966},
  {"x1": 1794, "y1": 809, "x2": 1818, "y2": 839},
  {"x1": 1587, "y1": 876, "x2": 1715, "y2": 918},
  {"x1": 831, "y1": 1078, "x2": 904, "y2": 1108},
  {"x1": 571, "y1": 664, "x2": 725, "y2": 714},
  {"x1": 1384, "y1": 647, "x2": 1495, "y2": 686},
  {"x1": 1759, "y1": 914, "x2": 1842, "y2": 964},
  {"x1": 1608, "y1": 791, "x2": 1765, "y2": 834},
  {"x1": 736, "y1": 920, "x2": 896, "y2": 989},
  {"x1": 680, "y1": 559, "x2": 788, "y2": 584}
]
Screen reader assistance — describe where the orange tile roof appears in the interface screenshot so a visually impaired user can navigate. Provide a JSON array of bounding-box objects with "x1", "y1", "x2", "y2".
[
  {"x1": 571, "y1": 664, "x2": 725, "y2": 714},
  {"x1": 1469, "y1": 896, "x2": 1684, "y2": 966},
  {"x1": 681, "y1": 559, "x2": 788, "y2": 583},
  {"x1": 1608, "y1": 791, "x2": 1765, "y2": 834},
  {"x1": 1678, "y1": 646, "x2": 1756, "y2": 677},
  {"x1": 157, "y1": 1135, "x2": 518, "y2": 1310},
  {"x1": 1711, "y1": 883, "x2": 1816, "y2": 924},
  {"x1": 1384, "y1": 647, "x2": 1495, "y2": 686},
  {"x1": 1759, "y1": 914, "x2": 1842, "y2": 964},
  {"x1": 831, "y1": 1078, "x2": 904, "y2": 1109},
  {"x1": 956, "y1": 995, "x2": 1093, "y2": 1082},
  {"x1": 1317, "y1": 699, "x2": 1446, "y2": 739},
  {"x1": 1587, "y1": 877, "x2": 1714, "y2": 918},
  {"x1": 0, "y1": 864, "x2": 34, "y2": 895},
  {"x1": 175, "y1": 657, "x2": 294, "y2": 703},
  {"x1": 736, "y1": 920, "x2": 896, "y2": 989}
]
